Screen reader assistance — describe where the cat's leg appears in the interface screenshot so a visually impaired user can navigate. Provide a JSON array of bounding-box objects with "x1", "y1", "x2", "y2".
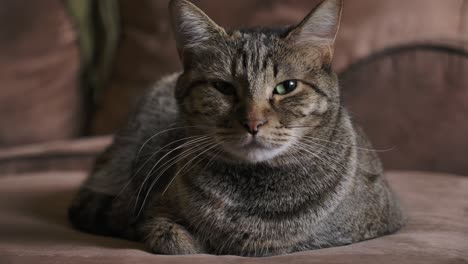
[
  {"x1": 68, "y1": 188, "x2": 136, "y2": 238},
  {"x1": 140, "y1": 217, "x2": 204, "y2": 255},
  {"x1": 68, "y1": 146, "x2": 137, "y2": 239},
  {"x1": 138, "y1": 200, "x2": 205, "y2": 255}
]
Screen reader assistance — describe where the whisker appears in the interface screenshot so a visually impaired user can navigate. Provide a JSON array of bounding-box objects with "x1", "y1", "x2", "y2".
[
  {"x1": 114, "y1": 135, "x2": 212, "y2": 200},
  {"x1": 148, "y1": 140, "x2": 215, "y2": 192},
  {"x1": 177, "y1": 144, "x2": 223, "y2": 181},
  {"x1": 161, "y1": 142, "x2": 222, "y2": 196},
  {"x1": 136, "y1": 125, "x2": 217, "y2": 159},
  {"x1": 134, "y1": 140, "x2": 215, "y2": 216},
  {"x1": 302, "y1": 135, "x2": 394, "y2": 152},
  {"x1": 286, "y1": 133, "x2": 393, "y2": 152},
  {"x1": 291, "y1": 139, "x2": 367, "y2": 173},
  {"x1": 203, "y1": 147, "x2": 224, "y2": 170},
  {"x1": 291, "y1": 143, "x2": 341, "y2": 174},
  {"x1": 136, "y1": 123, "x2": 178, "y2": 159},
  {"x1": 133, "y1": 137, "x2": 212, "y2": 211}
]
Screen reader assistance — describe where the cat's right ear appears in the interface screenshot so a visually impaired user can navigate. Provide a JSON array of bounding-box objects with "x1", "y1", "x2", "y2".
[
  {"x1": 169, "y1": 0, "x2": 226, "y2": 60},
  {"x1": 285, "y1": 0, "x2": 343, "y2": 65}
]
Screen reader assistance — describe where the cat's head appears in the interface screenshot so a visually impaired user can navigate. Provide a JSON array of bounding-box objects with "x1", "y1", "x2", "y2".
[{"x1": 170, "y1": 0, "x2": 343, "y2": 163}]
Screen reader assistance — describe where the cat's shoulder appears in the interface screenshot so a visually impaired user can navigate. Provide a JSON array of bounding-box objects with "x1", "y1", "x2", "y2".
[
  {"x1": 127, "y1": 73, "x2": 181, "y2": 130},
  {"x1": 137, "y1": 72, "x2": 181, "y2": 112},
  {"x1": 147, "y1": 72, "x2": 181, "y2": 99}
]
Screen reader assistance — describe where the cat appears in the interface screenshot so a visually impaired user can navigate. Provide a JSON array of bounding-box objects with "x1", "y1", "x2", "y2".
[{"x1": 69, "y1": 0, "x2": 405, "y2": 257}]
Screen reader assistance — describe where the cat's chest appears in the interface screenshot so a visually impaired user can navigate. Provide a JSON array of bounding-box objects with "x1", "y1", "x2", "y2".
[
  {"x1": 175, "y1": 169, "x2": 320, "y2": 253},
  {"x1": 179, "y1": 163, "x2": 318, "y2": 213}
]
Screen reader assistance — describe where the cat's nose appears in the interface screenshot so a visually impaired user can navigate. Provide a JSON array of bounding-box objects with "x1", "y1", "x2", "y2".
[{"x1": 241, "y1": 119, "x2": 268, "y2": 135}]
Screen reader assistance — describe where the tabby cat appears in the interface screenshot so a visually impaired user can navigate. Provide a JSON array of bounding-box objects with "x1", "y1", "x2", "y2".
[{"x1": 69, "y1": 0, "x2": 405, "y2": 256}]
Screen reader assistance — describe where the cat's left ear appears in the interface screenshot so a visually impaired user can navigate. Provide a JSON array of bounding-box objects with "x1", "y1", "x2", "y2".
[
  {"x1": 169, "y1": 0, "x2": 226, "y2": 59},
  {"x1": 286, "y1": 0, "x2": 343, "y2": 64}
]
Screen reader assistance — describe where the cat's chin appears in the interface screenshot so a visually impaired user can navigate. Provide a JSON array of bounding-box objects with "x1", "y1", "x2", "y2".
[
  {"x1": 225, "y1": 145, "x2": 286, "y2": 163},
  {"x1": 219, "y1": 135, "x2": 293, "y2": 163}
]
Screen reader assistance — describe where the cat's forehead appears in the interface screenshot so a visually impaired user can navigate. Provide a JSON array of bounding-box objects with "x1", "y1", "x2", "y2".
[
  {"x1": 225, "y1": 28, "x2": 321, "y2": 84},
  {"x1": 228, "y1": 27, "x2": 289, "y2": 50},
  {"x1": 213, "y1": 29, "x2": 289, "y2": 97},
  {"x1": 189, "y1": 27, "x2": 324, "y2": 94},
  {"x1": 233, "y1": 26, "x2": 291, "y2": 37}
]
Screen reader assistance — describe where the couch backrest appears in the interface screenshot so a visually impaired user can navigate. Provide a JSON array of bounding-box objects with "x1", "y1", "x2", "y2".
[
  {"x1": 341, "y1": 43, "x2": 468, "y2": 176},
  {"x1": 0, "y1": 0, "x2": 83, "y2": 147}
]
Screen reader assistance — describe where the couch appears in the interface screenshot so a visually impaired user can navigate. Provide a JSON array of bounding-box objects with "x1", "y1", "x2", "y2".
[{"x1": 0, "y1": 0, "x2": 467, "y2": 263}]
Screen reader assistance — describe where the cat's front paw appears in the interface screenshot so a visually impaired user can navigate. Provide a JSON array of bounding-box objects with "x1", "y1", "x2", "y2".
[{"x1": 142, "y1": 217, "x2": 204, "y2": 255}]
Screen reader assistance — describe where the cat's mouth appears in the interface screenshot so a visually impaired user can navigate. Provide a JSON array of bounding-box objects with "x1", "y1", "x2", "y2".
[
  {"x1": 237, "y1": 135, "x2": 265, "y2": 148},
  {"x1": 223, "y1": 135, "x2": 287, "y2": 163}
]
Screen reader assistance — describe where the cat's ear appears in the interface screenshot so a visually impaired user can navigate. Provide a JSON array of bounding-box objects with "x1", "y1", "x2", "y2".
[
  {"x1": 169, "y1": 0, "x2": 226, "y2": 58},
  {"x1": 286, "y1": 0, "x2": 343, "y2": 63}
]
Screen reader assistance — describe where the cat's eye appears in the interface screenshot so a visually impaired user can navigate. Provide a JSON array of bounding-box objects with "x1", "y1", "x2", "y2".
[
  {"x1": 212, "y1": 81, "x2": 235, "y2": 95},
  {"x1": 274, "y1": 80, "x2": 298, "y2": 95}
]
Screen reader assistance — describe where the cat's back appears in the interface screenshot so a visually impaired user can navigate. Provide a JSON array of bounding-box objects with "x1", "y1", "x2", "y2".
[
  {"x1": 136, "y1": 73, "x2": 180, "y2": 131},
  {"x1": 122, "y1": 72, "x2": 183, "y2": 154}
]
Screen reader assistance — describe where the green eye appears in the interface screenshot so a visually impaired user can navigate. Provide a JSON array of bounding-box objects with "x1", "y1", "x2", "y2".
[{"x1": 274, "y1": 80, "x2": 298, "y2": 95}]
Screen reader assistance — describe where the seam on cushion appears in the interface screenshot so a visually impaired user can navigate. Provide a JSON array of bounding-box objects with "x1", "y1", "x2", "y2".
[
  {"x1": 0, "y1": 153, "x2": 98, "y2": 176},
  {"x1": 339, "y1": 42, "x2": 468, "y2": 76}
]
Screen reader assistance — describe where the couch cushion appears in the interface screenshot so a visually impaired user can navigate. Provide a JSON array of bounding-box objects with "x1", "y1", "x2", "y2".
[
  {"x1": 0, "y1": 137, "x2": 112, "y2": 175},
  {"x1": 0, "y1": 0, "x2": 84, "y2": 147},
  {"x1": 341, "y1": 43, "x2": 468, "y2": 176},
  {"x1": 0, "y1": 170, "x2": 466, "y2": 263}
]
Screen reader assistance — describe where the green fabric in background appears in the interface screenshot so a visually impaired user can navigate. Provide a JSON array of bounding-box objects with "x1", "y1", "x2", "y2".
[{"x1": 66, "y1": 0, "x2": 120, "y2": 105}]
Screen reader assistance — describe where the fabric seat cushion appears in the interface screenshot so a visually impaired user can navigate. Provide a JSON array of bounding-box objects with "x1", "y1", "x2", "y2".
[{"x1": 0, "y1": 170, "x2": 466, "y2": 264}]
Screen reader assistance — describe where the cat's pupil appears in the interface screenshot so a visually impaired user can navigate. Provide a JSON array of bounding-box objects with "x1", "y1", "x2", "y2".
[
  {"x1": 274, "y1": 80, "x2": 298, "y2": 95},
  {"x1": 285, "y1": 80, "x2": 297, "y2": 90},
  {"x1": 213, "y1": 81, "x2": 235, "y2": 95}
]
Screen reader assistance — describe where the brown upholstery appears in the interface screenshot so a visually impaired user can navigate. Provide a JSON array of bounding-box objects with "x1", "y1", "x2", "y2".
[
  {"x1": 0, "y1": 137, "x2": 112, "y2": 175},
  {"x1": 0, "y1": 166, "x2": 467, "y2": 263},
  {"x1": 341, "y1": 43, "x2": 468, "y2": 176},
  {"x1": 334, "y1": 0, "x2": 467, "y2": 71},
  {"x1": 0, "y1": 0, "x2": 84, "y2": 147}
]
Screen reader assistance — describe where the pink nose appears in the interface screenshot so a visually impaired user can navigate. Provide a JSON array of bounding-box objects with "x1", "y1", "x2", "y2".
[{"x1": 241, "y1": 119, "x2": 268, "y2": 135}]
